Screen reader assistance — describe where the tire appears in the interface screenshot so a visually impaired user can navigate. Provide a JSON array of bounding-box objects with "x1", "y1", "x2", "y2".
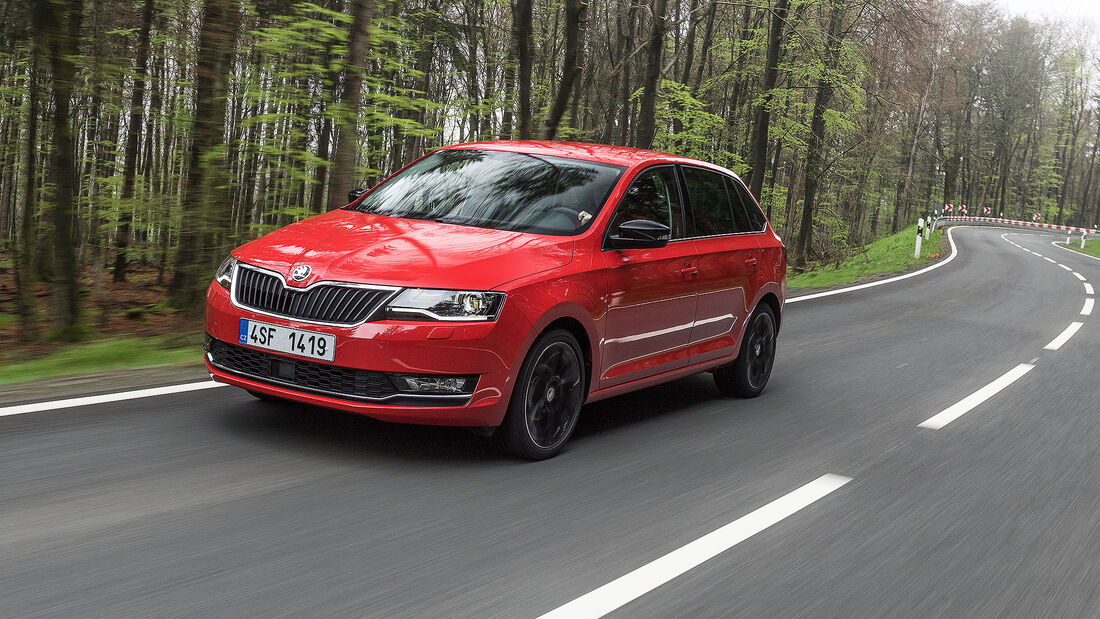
[
  {"x1": 714, "y1": 304, "x2": 777, "y2": 398},
  {"x1": 500, "y1": 329, "x2": 586, "y2": 460}
]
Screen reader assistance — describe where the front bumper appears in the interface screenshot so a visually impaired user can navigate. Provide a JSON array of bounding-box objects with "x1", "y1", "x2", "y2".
[{"x1": 205, "y1": 283, "x2": 526, "y2": 426}]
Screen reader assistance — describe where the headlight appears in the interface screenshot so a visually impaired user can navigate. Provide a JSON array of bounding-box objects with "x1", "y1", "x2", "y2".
[
  {"x1": 214, "y1": 256, "x2": 237, "y2": 290},
  {"x1": 385, "y1": 288, "x2": 505, "y2": 321}
]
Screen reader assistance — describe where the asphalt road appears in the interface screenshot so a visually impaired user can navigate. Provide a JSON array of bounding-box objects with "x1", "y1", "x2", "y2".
[{"x1": 1, "y1": 226, "x2": 1097, "y2": 618}]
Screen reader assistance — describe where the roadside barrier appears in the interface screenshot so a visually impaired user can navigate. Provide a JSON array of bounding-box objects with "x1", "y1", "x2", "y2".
[{"x1": 932, "y1": 216, "x2": 1093, "y2": 247}]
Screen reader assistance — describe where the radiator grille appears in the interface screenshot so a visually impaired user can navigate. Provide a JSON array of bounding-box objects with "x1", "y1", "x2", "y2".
[{"x1": 234, "y1": 266, "x2": 393, "y2": 325}]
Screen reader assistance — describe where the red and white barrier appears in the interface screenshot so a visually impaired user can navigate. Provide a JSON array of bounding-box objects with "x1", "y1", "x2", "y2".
[{"x1": 935, "y1": 215, "x2": 1094, "y2": 235}]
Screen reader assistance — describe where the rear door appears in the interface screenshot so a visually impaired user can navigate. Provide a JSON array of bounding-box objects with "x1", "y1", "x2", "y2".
[
  {"x1": 598, "y1": 166, "x2": 696, "y2": 388},
  {"x1": 680, "y1": 166, "x2": 761, "y2": 364}
]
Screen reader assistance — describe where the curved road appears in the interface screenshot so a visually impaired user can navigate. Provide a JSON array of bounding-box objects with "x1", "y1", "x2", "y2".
[{"x1": 1, "y1": 226, "x2": 1097, "y2": 617}]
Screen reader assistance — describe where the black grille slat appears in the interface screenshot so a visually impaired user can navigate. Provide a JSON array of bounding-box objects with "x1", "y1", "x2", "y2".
[
  {"x1": 207, "y1": 338, "x2": 398, "y2": 400},
  {"x1": 233, "y1": 266, "x2": 391, "y2": 324}
]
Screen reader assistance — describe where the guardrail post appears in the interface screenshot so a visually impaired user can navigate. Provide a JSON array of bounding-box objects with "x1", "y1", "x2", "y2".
[{"x1": 915, "y1": 217, "x2": 924, "y2": 258}]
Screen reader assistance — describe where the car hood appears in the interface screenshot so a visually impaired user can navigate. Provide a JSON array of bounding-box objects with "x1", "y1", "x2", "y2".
[{"x1": 232, "y1": 209, "x2": 575, "y2": 290}]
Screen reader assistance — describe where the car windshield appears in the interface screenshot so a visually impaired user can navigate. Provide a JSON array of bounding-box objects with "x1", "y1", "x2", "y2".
[{"x1": 347, "y1": 149, "x2": 625, "y2": 236}]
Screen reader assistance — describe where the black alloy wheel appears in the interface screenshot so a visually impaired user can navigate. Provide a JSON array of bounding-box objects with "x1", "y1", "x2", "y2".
[
  {"x1": 500, "y1": 329, "x2": 585, "y2": 459},
  {"x1": 714, "y1": 304, "x2": 777, "y2": 398}
]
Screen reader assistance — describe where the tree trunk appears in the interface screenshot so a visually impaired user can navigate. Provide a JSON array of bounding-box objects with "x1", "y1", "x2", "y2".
[
  {"x1": 746, "y1": 0, "x2": 789, "y2": 199},
  {"x1": 14, "y1": 49, "x2": 41, "y2": 343},
  {"x1": 794, "y1": 0, "x2": 843, "y2": 268},
  {"x1": 542, "y1": 0, "x2": 585, "y2": 139},
  {"x1": 635, "y1": 0, "x2": 667, "y2": 148},
  {"x1": 39, "y1": 0, "x2": 86, "y2": 339},
  {"x1": 326, "y1": 0, "x2": 372, "y2": 211},
  {"x1": 513, "y1": 0, "x2": 533, "y2": 139},
  {"x1": 168, "y1": 0, "x2": 241, "y2": 313},
  {"x1": 112, "y1": 0, "x2": 155, "y2": 282}
]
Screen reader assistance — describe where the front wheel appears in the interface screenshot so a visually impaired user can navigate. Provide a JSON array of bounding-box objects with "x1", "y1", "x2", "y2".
[
  {"x1": 499, "y1": 329, "x2": 586, "y2": 460},
  {"x1": 714, "y1": 304, "x2": 777, "y2": 398}
]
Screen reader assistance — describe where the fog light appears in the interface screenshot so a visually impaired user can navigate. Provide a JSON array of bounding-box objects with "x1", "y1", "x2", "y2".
[{"x1": 392, "y1": 375, "x2": 477, "y2": 394}]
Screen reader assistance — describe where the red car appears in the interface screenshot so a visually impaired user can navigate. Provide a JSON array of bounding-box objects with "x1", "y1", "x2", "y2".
[{"x1": 205, "y1": 141, "x2": 786, "y2": 458}]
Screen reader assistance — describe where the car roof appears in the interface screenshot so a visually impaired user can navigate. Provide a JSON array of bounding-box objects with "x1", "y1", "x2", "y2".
[{"x1": 439, "y1": 140, "x2": 733, "y2": 173}]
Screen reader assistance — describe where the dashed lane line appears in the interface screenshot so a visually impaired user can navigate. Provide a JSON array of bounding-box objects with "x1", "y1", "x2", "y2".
[
  {"x1": 1073, "y1": 272, "x2": 1087, "y2": 281},
  {"x1": 918, "y1": 364, "x2": 1036, "y2": 430},
  {"x1": 537, "y1": 474, "x2": 852, "y2": 619},
  {"x1": 1082, "y1": 298, "x2": 1094, "y2": 316},
  {"x1": 1044, "y1": 322, "x2": 1084, "y2": 351},
  {"x1": 1086, "y1": 283, "x2": 1095, "y2": 295}
]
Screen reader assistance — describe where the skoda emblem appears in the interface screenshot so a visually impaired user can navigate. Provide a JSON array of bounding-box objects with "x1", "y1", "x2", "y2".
[{"x1": 290, "y1": 265, "x2": 312, "y2": 282}]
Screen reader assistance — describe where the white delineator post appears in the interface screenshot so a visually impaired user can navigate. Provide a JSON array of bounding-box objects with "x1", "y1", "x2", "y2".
[
  {"x1": 924, "y1": 217, "x2": 930, "y2": 240},
  {"x1": 1084, "y1": 231, "x2": 1089, "y2": 249},
  {"x1": 915, "y1": 217, "x2": 924, "y2": 258}
]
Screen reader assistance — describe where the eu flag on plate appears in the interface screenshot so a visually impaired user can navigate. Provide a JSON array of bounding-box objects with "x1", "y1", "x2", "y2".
[{"x1": 239, "y1": 319, "x2": 249, "y2": 344}]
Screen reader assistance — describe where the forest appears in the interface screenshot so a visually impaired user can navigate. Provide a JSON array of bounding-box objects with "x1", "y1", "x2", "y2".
[{"x1": 0, "y1": 0, "x2": 1098, "y2": 342}]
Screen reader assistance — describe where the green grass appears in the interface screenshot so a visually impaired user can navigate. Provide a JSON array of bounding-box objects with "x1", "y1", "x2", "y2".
[
  {"x1": 0, "y1": 313, "x2": 16, "y2": 329},
  {"x1": 1055, "y1": 238, "x2": 1100, "y2": 259},
  {"x1": 788, "y1": 224, "x2": 945, "y2": 290},
  {"x1": 0, "y1": 335, "x2": 203, "y2": 385}
]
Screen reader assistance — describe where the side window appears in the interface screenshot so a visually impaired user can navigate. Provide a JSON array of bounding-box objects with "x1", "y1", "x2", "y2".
[
  {"x1": 727, "y1": 176, "x2": 767, "y2": 232},
  {"x1": 608, "y1": 167, "x2": 685, "y2": 239},
  {"x1": 682, "y1": 166, "x2": 741, "y2": 236}
]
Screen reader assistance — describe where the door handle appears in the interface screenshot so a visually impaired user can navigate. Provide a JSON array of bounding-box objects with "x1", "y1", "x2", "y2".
[
  {"x1": 744, "y1": 257, "x2": 758, "y2": 269},
  {"x1": 681, "y1": 266, "x2": 699, "y2": 279}
]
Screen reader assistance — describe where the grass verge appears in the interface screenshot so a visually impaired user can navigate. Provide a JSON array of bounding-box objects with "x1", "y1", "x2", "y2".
[
  {"x1": 1055, "y1": 238, "x2": 1100, "y2": 259},
  {"x1": 0, "y1": 335, "x2": 203, "y2": 385},
  {"x1": 788, "y1": 224, "x2": 945, "y2": 290}
]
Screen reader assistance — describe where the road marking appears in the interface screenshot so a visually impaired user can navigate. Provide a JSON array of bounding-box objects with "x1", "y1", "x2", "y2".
[
  {"x1": 918, "y1": 364, "x2": 1035, "y2": 430},
  {"x1": 1051, "y1": 240, "x2": 1100, "y2": 262},
  {"x1": 1059, "y1": 264, "x2": 1073, "y2": 271},
  {"x1": 1073, "y1": 272, "x2": 1086, "y2": 281},
  {"x1": 1086, "y1": 283, "x2": 1095, "y2": 295},
  {"x1": 1044, "y1": 322, "x2": 1084, "y2": 351},
  {"x1": 0, "y1": 381, "x2": 227, "y2": 417},
  {"x1": 1082, "y1": 298, "x2": 1094, "y2": 316},
  {"x1": 787, "y1": 227, "x2": 959, "y2": 304},
  {"x1": 1044, "y1": 257, "x2": 1056, "y2": 263},
  {"x1": 537, "y1": 474, "x2": 852, "y2": 619}
]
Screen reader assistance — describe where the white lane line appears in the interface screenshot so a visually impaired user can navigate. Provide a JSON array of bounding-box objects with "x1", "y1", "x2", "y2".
[
  {"x1": 537, "y1": 474, "x2": 852, "y2": 619},
  {"x1": 787, "y1": 227, "x2": 959, "y2": 304},
  {"x1": 1045, "y1": 322, "x2": 1084, "y2": 351},
  {"x1": 1044, "y1": 257, "x2": 1057, "y2": 263},
  {"x1": 1073, "y1": 272, "x2": 1086, "y2": 281},
  {"x1": 1082, "y1": 298, "x2": 1094, "y2": 316},
  {"x1": 0, "y1": 381, "x2": 227, "y2": 417},
  {"x1": 918, "y1": 364, "x2": 1036, "y2": 430},
  {"x1": 1051, "y1": 240, "x2": 1100, "y2": 262},
  {"x1": 1086, "y1": 283, "x2": 1095, "y2": 295},
  {"x1": 1059, "y1": 264, "x2": 1073, "y2": 271}
]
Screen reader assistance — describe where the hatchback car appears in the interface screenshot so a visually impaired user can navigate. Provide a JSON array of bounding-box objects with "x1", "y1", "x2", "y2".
[{"x1": 205, "y1": 141, "x2": 786, "y2": 458}]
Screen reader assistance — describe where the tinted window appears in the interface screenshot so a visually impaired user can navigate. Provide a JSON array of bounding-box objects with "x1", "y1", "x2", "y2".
[
  {"x1": 607, "y1": 167, "x2": 685, "y2": 239},
  {"x1": 682, "y1": 166, "x2": 744, "y2": 236},
  {"x1": 726, "y1": 176, "x2": 767, "y2": 231},
  {"x1": 348, "y1": 149, "x2": 625, "y2": 236}
]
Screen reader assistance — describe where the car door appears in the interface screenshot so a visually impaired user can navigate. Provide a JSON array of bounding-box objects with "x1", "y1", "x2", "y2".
[
  {"x1": 599, "y1": 166, "x2": 697, "y2": 388},
  {"x1": 680, "y1": 165, "x2": 760, "y2": 364}
]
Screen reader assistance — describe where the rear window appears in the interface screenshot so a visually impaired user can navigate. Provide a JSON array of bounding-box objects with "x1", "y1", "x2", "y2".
[
  {"x1": 682, "y1": 166, "x2": 751, "y2": 236},
  {"x1": 347, "y1": 149, "x2": 625, "y2": 236},
  {"x1": 726, "y1": 176, "x2": 768, "y2": 232}
]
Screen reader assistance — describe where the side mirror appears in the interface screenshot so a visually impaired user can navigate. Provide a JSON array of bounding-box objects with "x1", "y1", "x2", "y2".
[
  {"x1": 348, "y1": 188, "x2": 367, "y2": 203},
  {"x1": 608, "y1": 219, "x2": 671, "y2": 249}
]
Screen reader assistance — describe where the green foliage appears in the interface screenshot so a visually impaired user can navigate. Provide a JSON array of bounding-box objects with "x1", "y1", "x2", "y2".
[{"x1": 788, "y1": 225, "x2": 945, "y2": 290}]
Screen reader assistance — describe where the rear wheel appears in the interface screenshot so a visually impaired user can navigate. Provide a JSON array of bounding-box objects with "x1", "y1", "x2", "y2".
[
  {"x1": 500, "y1": 329, "x2": 585, "y2": 460},
  {"x1": 714, "y1": 304, "x2": 776, "y2": 398}
]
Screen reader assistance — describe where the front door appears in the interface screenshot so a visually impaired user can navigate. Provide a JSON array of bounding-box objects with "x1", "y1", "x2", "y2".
[{"x1": 599, "y1": 166, "x2": 697, "y2": 388}]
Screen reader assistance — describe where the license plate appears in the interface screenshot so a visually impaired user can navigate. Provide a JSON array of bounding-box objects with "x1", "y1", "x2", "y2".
[{"x1": 238, "y1": 318, "x2": 335, "y2": 362}]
